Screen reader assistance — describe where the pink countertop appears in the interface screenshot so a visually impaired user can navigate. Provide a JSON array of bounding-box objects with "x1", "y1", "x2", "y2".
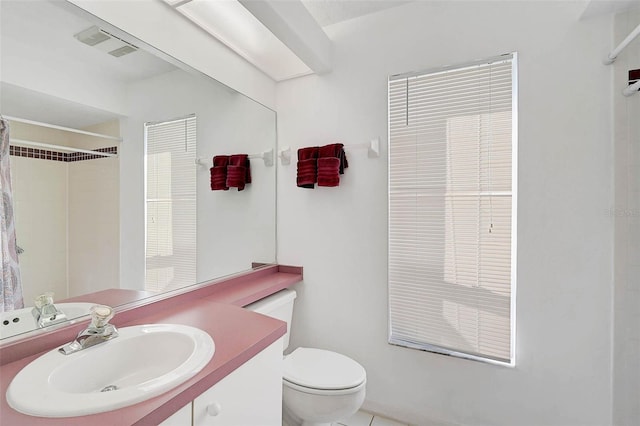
[
  {"x1": 0, "y1": 265, "x2": 302, "y2": 425},
  {"x1": 60, "y1": 289, "x2": 157, "y2": 307}
]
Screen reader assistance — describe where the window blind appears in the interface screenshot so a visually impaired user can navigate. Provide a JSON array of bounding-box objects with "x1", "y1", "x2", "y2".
[
  {"x1": 388, "y1": 55, "x2": 516, "y2": 364},
  {"x1": 145, "y1": 115, "x2": 196, "y2": 293}
]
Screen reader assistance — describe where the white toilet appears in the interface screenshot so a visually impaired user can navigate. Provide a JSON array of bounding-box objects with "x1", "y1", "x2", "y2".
[{"x1": 246, "y1": 289, "x2": 366, "y2": 426}]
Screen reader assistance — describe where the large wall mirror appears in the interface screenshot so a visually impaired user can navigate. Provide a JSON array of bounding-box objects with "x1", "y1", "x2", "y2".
[{"x1": 0, "y1": 0, "x2": 277, "y2": 340}]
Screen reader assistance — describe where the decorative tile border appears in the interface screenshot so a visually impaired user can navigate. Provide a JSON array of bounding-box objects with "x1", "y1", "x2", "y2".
[
  {"x1": 67, "y1": 146, "x2": 118, "y2": 162},
  {"x1": 9, "y1": 145, "x2": 117, "y2": 162}
]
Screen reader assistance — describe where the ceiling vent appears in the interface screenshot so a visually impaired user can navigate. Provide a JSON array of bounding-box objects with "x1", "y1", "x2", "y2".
[{"x1": 74, "y1": 26, "x2": 138, "y2": 57}]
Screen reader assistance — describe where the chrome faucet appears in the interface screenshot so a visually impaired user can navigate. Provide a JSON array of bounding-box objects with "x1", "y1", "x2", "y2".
[
  {"x1": 59, "y1": 305, "x2": 118, "y2": 355},
  {"x1": 32, "y1": 293, "x2": 68, "y2": 328}
]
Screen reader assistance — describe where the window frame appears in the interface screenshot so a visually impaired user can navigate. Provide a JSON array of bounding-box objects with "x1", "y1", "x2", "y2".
[
  {"x1": 387, "y1": 53, "x2": 518, "y2": 366},
  {"x1": 143, "y1": 114, "x2": 197, "y2": 293}
]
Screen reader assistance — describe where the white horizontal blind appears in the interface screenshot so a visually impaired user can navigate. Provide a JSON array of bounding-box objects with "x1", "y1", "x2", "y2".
[
  {"x1": 145, "y1": 115, "x2": 196, "y2": 293},
  {"x1": 388, "y1": 55, "x2": 516, "y2": 363}
]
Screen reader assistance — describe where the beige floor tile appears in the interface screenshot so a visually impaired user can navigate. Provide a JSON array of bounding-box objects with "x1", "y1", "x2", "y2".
[
  {"x1": 338, "y1": 410, "x2": 375, "y2": 426},
  {"x1": 371, "y1": 415, "x2": 408, "y2": 426}
]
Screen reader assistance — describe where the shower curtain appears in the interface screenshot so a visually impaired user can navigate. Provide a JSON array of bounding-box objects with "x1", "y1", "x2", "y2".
[{"x1": 0, "y1": 117, "x2": 24, "y2": 312}]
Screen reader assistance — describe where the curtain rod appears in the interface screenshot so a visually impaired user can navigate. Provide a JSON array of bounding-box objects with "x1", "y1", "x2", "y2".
[
  {"x1": 604, "y1": 23, "x2": 640, "y2": 65},
  {"x1": 10, "y1": 139, "x2": 117, "y2": 158},
  {"x1": 3, "y1": 115, "x2": 122, "y2": 142}
]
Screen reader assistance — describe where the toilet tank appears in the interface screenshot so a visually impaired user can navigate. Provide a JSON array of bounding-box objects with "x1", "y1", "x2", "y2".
[{"x1": 245, "y1": 289, "x2": 296, "y2": 350}]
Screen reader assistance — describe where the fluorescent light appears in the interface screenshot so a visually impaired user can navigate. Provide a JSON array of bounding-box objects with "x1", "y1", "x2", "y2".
[{"x1": 169, "y1": 0, "x2": 312, "y2": 81}]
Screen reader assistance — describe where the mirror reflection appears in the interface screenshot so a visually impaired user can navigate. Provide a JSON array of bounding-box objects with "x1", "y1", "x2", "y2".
[{"x1": 0, "y1": 0, "x2": 277, "y2": 339}]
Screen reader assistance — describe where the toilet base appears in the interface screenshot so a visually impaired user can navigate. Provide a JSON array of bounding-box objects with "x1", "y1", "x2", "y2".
[
  {"x1": 282, "y1": 380, "x2": 365, "y2": 426},
  {"x1": 282, "y1": 403, "x2": 333, "y2": 426},
  {"x1": 282, "y1": 404, "x2": 299, "y2": 426}
]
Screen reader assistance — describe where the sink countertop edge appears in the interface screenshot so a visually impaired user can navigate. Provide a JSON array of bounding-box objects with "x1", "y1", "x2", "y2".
[
  {"x1": 0, "y1": 265, "x2": 302, "y2": 365},
  {"x1": 0, "y1": 265, "x2": 302, "y2": 425}
]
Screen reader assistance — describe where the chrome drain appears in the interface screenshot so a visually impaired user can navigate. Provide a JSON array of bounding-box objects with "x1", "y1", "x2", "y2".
[{"x1": 100, "y1": 385, "x2": 119, "y2": 392}]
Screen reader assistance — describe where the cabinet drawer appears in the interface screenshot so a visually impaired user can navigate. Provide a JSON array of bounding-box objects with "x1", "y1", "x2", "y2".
[
  {"x1": 160, "y1": 403, "x2": 192, "y2": 426},
  {"x1": 193, "y1": 338, "x2": 283, "y2": 426}
]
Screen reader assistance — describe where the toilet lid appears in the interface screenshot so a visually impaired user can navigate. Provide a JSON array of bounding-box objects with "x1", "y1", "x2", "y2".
[{"x1": 283, "y1": 348, "x2": 366, "y2": 390}]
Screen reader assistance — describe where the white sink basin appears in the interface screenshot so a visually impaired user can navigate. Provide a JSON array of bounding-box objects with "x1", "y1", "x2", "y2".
[
  {"x1": 0, "y1": 303, "x2": 95, "y2": 339},
  {"x1": 7, "y1": 324, "x2": 215, "y2": 417}
]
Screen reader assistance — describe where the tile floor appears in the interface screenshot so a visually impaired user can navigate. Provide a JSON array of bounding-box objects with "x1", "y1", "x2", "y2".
[{"x1": 336, "y1": 410, "x2": 409, "y2": 426}]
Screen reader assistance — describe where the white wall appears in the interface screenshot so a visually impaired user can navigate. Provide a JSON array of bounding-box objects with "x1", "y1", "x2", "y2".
[
  {"x1": 612, "y1": 9, "x2": 640, "y2": 426},
  {"x1": 121, "y1": 69, "x2": 276, "y2": 291},
  {"x1": 66, "y1": 0, "x2": 277, "y2": 109},
  {"x1": 67, "y1": 156, "x2": 119, "y2": 296},
  {"x1": 67, "y1": 121, "x2": 120, "y2": 297},
  {"x1": 8, "y1": 120, "x2": 120, "y2": 302},
  {"x1": 10, "y1": 155, "x2": 68, "y2": 304},
  {"x1": 276, "y1": 2, "x2": 614, "y2": 425}
]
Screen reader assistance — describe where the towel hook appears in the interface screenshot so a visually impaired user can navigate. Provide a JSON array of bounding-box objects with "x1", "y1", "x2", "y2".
[{"x1": 279, "y1": 147, "x2": 292, "y2": 165}]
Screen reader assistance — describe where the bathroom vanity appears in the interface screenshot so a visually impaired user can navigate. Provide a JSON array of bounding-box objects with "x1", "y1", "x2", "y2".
[
  {"x1": 162, "y1": 337, "x2": 283, "y2": 426},
  {"x1": 0, "y1": 265, "x2": 302, "y2": 425}
]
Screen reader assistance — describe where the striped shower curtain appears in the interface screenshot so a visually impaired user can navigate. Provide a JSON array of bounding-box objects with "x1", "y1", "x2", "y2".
[{"x1": 0, "y1": 117, "x2": 24, "y2": 312}]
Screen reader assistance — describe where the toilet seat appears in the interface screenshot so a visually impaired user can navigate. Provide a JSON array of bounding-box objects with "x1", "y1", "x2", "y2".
[
  {"x1": 283, "y1": 347, "x2": 366, "y2": 394},
  {"x1": 283, "y1": 376, "x2": 366, "y2": 396}
]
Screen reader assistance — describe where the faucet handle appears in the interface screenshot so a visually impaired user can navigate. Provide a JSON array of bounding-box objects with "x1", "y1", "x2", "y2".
[
  {"x1": 34, "y1": 292, "x2": 55, "y2": 309},
  {"x1": 32, "y1": 292, "x2": 67, "y2": 328},
  {"x1": 90, "y1": 305, "x2": 114, "y2": 329}
]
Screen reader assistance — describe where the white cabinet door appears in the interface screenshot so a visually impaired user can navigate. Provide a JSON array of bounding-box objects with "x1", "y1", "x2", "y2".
[
  {"x1": 160, "y1": 402, "x2": 192, "y2": 426},
  {"x1": 193, "y1": 338, "x2": 283, "y2": 426}
]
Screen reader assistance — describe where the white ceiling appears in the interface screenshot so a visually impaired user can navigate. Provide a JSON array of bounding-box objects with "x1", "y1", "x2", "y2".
[
  {"x1": 581, "y1": 0, "x2": 640, "y2": 20},
  {"x1": 301, "y1": 0, "x2": 639, "y2": 28},
  {"x1": 0, "y1": 0, "x2": 177, "y2": 129},
  {"x1": 1, "y1": 1, "x2": 176, "y2": 85},
  {"x1": 0, "y1": 82, "x2": 124, "y2": 130},
  {"x1": 169, "y1": 0, "x2": 313, "y2": 81},
  {"x1": 301, "y1": 0, "x2": 413, "y2": 27}
]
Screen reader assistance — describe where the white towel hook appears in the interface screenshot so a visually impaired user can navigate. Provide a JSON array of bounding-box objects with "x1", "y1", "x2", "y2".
[
  {"x1": 343, "y1": 138, "x2": 380, "y2": 158},
  {"x1": 368, "y1": 138, "x2": 380, "y2": 158},
  {"x1": 279, "y1": 147, "x2": 292, "y2": 165},
  {"x1": 623, "y1": 80, "x2": 640, "y2": 97},
  {"x1": 253, "y1": 148, "x2": 274, "y2": 167}
]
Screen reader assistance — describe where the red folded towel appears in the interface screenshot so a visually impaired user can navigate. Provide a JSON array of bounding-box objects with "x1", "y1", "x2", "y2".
[
  {"x1": 318, "y1": 143, "x2": 348, "y2": 174},
  {"x1": 230, "y1": 154, "x2": 251, "y2": 183},
  {"x1": 227, "y1": 154, "x2": 251, "y2": 191},
  {"x1": 317, "y1": 143, "x2": 348, "y2": 187},
  {"x1": 297, "y1": 147, "x2": 319, "y2": 188},
  {"x1": 317, "y1": 157, "x2": 341, "y2": 187},
  {"x1": 210, "y1": 155, "x2": 229, "y2": 191}
]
